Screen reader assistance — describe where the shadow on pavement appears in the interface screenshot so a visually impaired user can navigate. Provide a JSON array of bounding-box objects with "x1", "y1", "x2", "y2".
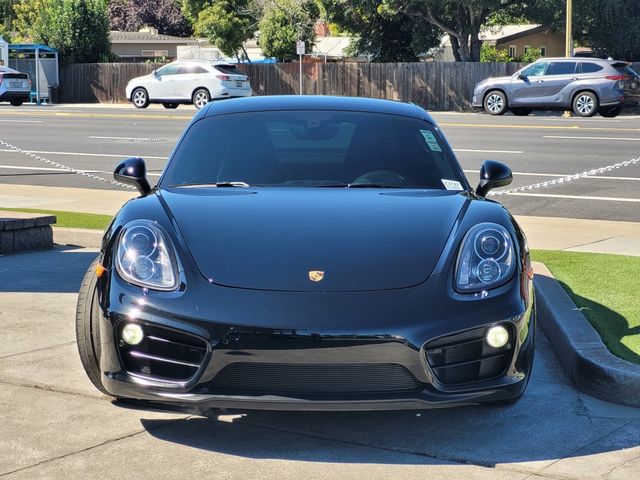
[
  {"x1": 0, "y1": 246, "x2": 97, "y2": 293},
  {"x1": 137, "y1": 335, "x2": 640, "y2": 467}
]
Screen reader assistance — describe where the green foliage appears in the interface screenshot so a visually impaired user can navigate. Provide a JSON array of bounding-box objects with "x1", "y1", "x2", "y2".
[
  {"x1": 480, "y1": 44, "x2": 512, "y2": 63},
  {"x1": 181, "y1": 0, "x2": 211, "y2": 24},
  {"x1": 518, "y1": 47, "x2": 541, "y2": 63},
  {"x1": 193, "y1": 0, "x2": 258, "y2": 59},
  {"x1": 259, "y1": 0, "x2": 318, "y2": 62},
  {"x1": 321, "y1": 0, "x2": 439, "y2": 62},
  {"x1": 14, "y1": 0, "x2": 112, "y2": 64}
]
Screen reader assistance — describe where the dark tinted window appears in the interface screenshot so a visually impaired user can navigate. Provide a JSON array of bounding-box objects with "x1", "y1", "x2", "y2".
[
  {"x1": 580, "y1": 62, "x2": 604, "y2": 73},
  {"x1": 545, "y1": 61, "x2": 577, "y2": 75},
  {"x1": 163, "y1": 111, "x2": 465, "y2": 189},
  {"x1": 214, "y1": 65, "x2": 241, "y2": 76}
]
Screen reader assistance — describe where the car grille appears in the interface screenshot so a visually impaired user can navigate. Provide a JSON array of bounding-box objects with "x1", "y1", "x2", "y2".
[
  {"x1": 424, "y1": 324, "x2": 513, "y2": 386},
  {"x1": 118, "y1": 323, "x2": 208, "y2": 383},
  {"x1": 208, "y1": 363, "x2": 421, "y2": 395}
]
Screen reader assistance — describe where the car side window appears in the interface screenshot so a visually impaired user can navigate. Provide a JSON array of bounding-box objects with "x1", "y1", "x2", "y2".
[
  {"x1": 178, "y1": 65, "x2": 208, "y2": 75},
  {"x1": 156, "y1": 65, "x2": 180, "y2": 76},
  {"x1": 545, "y1": 62, "x2": 577, "y2": 75},
  {"x1": 521, "y1": 62, "x2": 548, "y2": 77},
  {"x1": 580, "y1": 62, "x2": 604, "y2": 74}
]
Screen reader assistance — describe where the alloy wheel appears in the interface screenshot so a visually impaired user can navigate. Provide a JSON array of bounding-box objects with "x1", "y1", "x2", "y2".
[
  {"x1": 132, "y1": 89, "x2": 148, "y2": 108},
  {"x1": 193, "y1": 91, "x2": 210, "y2": 109},
  {"x1": 486, "y1": 94, "x2": 505, "y2": 114},
  {"x1": 575, "y1": 95, "x2": 595, "y2": 115}
]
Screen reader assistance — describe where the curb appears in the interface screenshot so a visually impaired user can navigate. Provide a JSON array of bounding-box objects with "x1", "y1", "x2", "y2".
[
  {"x1": 533, "y1": 262, "x2": 640, "y2": 407},
  {"x1": 53, "y1": 227, "x2": 103, "y2": 249}
]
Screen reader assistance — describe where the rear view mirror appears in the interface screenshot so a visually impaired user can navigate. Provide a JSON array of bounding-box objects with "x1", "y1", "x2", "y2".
[
  {"x1": 476, "y1": 160, "x2": 512, "y2": 198},
  {"x1": 114, "y1": 157, "x2": 151, "y2": 196}
]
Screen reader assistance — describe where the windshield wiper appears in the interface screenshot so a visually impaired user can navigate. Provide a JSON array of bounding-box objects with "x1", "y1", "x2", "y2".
[
  {"x1": 347, "y1": 183, "x2": 401, "y2": 188},
  {"x1": 171, "y1": 181, "x2": 251, "y2": 188}
]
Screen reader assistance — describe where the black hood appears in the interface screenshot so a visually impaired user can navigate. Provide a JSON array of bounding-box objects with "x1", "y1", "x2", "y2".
[{"x1": 161, "y1": 188, "x2": 468, "y2": 292}]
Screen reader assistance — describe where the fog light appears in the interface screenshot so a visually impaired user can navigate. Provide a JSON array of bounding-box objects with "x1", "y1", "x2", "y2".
[
  {"x1": 122, "y1": 323, "x2": 144, "y2": 345},
  {"x1": 486, "y1": 325, "x2": 509, "y2": 348}
]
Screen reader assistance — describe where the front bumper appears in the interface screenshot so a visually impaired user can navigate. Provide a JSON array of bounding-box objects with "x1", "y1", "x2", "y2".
[{"x1": 96, "y1": 262, "x2": 536, "y2": 411}]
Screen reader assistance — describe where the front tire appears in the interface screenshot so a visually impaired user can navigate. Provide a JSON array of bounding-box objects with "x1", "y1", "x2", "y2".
[
  {"x1": 131, "y1": 88, "x2": 150, "y2": 109},
  {"x1": 484, "y1": 90, "x2": 508, "y2": 115},
  {"x1": 599, "y1": 105, "x2": 621, "y2": 118},
  {"x1": 192, "y1": 88, "x2": 210, "y2": 110},
  {"x1": 10, "y1": 99, "x2": 24, "y2": 106},
  {"x1": 572, "y1": 91, "x2": 598, "y2": 117},
  {"x1": 76, "y1": 258, "x2": 111, "y2": 396}
]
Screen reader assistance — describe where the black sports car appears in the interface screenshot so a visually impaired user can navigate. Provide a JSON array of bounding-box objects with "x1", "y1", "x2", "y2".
[{"x1": 77, "y1": 95, "x2": 535, "y2": 411}]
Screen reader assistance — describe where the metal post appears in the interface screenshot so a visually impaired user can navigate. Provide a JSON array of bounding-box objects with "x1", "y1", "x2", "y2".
[
  {"x1": 565, "y1": 0, "x2": 573, "y2": 57},
  {"x1": 35, "y1": 47, "x2": 40, "y2": 105},
  {"x1": 299, "y1": 54, "x2": 303, "y2": 95}
]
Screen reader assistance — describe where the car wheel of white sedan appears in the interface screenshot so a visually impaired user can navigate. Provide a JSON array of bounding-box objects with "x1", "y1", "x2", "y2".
[
  {"x1": 483, "y1": 91, "x2": 508, "y2": 115},
  {"x1": 131, "y1": 88, "x2": 150, "y2": 109},
  {"x1": 192, "y1": 88, "x2": 211, "y2": 110}
]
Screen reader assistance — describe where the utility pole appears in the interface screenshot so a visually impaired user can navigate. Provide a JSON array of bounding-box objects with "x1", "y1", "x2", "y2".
[{"x1": 565, "y1": 0, "x2": 573, "y2": 57}]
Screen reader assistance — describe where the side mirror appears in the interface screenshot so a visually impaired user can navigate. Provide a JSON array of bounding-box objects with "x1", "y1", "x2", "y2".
[
  {"x1": 114, "y1": 157, "x2": 151, "y2": 196},
  {"x1": 152, "y1": 69, "x2": 158, "y2": 77},
  {"x1": 517, "y1": 73, "x2": 527, "y2": 80},
  {"x1": 476, "y1": 160, "x2": 512, "y2": 198}
]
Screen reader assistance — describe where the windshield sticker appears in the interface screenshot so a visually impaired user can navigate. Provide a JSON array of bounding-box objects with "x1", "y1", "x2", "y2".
[
  {"x1": 442, "y1": 179, "x2": 463, "y2": 191},
  {"x1": 420, "y1": 130, "x2": 443, "y2": 152}
]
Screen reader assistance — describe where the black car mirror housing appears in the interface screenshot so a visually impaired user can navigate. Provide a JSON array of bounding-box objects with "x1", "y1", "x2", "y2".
[
  {"x1": 476, "y1": 160, "x2": 512, "y2": 198},
  {"x1": 114, "y1": 157, "x2": 151, "y2": 196}
]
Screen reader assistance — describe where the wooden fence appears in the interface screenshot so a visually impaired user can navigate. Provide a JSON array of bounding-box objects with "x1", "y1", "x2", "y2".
[{"x1": 59, "y1": 61, "x2": 524, "y2": 110}]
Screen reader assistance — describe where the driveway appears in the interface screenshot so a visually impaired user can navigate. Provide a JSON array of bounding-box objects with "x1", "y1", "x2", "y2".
[{"x1": 1, "y1": 247, "x2": 639, "y2": 479}]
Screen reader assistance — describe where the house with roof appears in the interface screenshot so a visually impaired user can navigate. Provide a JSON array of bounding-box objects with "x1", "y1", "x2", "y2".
[
  {"x1": 432, "y1": 24, "x2": 564, "y2": 61},
  {"x1": 110, "y1": 27, "x2": 204, "y2": 61}
]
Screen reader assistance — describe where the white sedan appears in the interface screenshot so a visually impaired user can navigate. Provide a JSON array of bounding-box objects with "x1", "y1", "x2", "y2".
[
  {"x1": 125, "y1": 61, "x2": 252, "y2": 110},
  {"x1": 0, "y1": 66, "x2": 31, "y2": 106}
]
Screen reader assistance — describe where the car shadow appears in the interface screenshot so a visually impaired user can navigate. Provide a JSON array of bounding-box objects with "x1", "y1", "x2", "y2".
[
  {"x1": 0, "y1": 246, "x2": 97, "y2": 293},
  {"x1": 136, "y1": 331, "x2": 640, "y2": 466},
  {"x1": 557, "y1": 280, "x2": 640, "y2": 365}
]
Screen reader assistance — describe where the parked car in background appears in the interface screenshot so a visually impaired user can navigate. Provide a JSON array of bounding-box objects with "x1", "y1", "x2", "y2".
[
  {"x1": 473, "y1": 57, "x2": 640, "y2": 117},
  {"x1": 125, "y1": 61, "x2": 252, "y2": 110},
  {"x1": 0, "y1": 66, "x2": 31, "y2": 106},
  {"x1": 76, "y1": 95, "x2": 536, "y2": 411}
]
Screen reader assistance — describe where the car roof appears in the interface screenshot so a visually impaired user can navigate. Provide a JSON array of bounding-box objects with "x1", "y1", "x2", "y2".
[
  {"x1": 200, "y1": 95, "x2": 434, "y2": 123},
  {"x1": 535, "y1": 57, "x2": 627, "y2": 65},
  {"x1": 0, "y1": 66, "x2": 19, "y2": 74}
]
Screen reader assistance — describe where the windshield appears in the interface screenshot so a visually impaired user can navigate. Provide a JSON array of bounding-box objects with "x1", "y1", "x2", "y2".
[{"x1": 162, "y1": 110, "x2": 466, "y2": 190}]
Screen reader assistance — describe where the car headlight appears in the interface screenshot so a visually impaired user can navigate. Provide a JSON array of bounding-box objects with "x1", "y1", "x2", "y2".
[
  {"x1": 455, "y1": 223, "x2": 515, "y2": 293},
  {"x1": 115, "y1": 221, "x2": 178, "y2": 291}
]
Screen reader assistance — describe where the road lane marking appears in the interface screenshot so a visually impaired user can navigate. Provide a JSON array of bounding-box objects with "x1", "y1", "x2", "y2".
[
  {"x1": 504, "y1": 192, "x2": 640, "y2": 203},
  {"x1": 454, "y1": 149, "x2": 523, "y2": 154},
  {"x1": 440, "y1": 122, "x2": 640, "y2": 133},
  {"x1": 0, "y1": 149, "x2": 166, "y2": 160},
  {"x1": 0, "y1": 165, "x2": 102, "y2": 173},
  {"x1": 0, "y1": 119, "x2": 44, "y2": 123},
  {"x1": 463, "y1": 170, "x2": 640, "y2": 181},
  {"x1": 543, "y1": 135, "x2": 640, "y2": 141},
  {"x1": 0, "y1": 110, "x2": 192, "y2": 121}
]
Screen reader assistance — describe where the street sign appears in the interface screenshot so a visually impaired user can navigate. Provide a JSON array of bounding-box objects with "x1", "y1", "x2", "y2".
[{"x1": 296, "y1": 40, "x2": 305, "y2": 55}]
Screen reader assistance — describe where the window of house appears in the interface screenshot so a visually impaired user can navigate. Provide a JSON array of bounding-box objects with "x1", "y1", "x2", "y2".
[
  {"x1": 508, "y1": 45, "x2": 517, "y2": 58},
  {"x1": 141, "y1": 50, "x2": 169, "y2": 58},
  {"x1": 540, "y1": 46, "x2": 546, "y2": 56},
  {"x1": 523, "y1": 45, "x2": 531, "y2": 54}
]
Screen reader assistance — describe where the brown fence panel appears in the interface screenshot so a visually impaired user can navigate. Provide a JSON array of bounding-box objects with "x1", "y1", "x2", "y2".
[{"x1": 59, "y1": 61, "x2": 527, "y2": 110}]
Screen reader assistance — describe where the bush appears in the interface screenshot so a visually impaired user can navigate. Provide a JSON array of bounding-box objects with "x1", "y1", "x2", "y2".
[
  {"x1": 518, "y1": 47, "x2": 542, "y2": 63},
  {"x1": 480, "y1": 44, "x2": 513, "y2": 62}
]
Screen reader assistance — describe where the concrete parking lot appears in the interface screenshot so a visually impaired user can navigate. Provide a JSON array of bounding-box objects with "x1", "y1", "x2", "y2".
[
  {"x1": 1, "y1": 104, "x2": 640, "y2": 479},
  {"x1": 1, "y1": 247, "x2": 639, "y2": 479}
]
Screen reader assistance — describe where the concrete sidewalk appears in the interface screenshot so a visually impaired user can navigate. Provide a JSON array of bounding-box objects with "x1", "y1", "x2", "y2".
[{"x1": 2, "y1": 182, "x2": 640, "y2": 255}]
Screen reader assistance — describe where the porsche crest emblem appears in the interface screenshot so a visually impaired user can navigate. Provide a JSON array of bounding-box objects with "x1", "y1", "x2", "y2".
[{"x1": 308, "y1": 270, "x2": 325, "y2": 282}]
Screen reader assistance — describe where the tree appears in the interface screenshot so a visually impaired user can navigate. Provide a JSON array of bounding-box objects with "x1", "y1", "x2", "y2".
[
  {"x1": 259, "y1": 0, "x2": 318, "y2": 61},
  {"x1": 321, "y1": 0, "x2": 440, "y2": 62},
  {"x1": 0, "y1": 0, "x2": 19, "y2": 33},
  {"x1": 14, "y1": 0, "x2": 112, "y2": 64},
  {"x1": 193, "y1": 1, "x2": 256, "y2": 59},
  {"x1": 108, "y1": 0, "x2": 192, "y2": 37},
  {"x1": 380, "y1": 0, "x2": 527, "y2": 62}
]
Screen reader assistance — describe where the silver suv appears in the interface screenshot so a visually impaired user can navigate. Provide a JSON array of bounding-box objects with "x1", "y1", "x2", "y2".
[{"x1": 473, "y1": 57, "x2": 640, "y2": 117}]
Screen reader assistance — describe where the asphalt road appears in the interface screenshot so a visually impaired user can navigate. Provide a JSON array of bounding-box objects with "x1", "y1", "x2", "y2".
[
  {"x1": 1, "y1": 247, "x2": 639, "y2": 479},
  {"x1": 0, "y1": 103, "x2": 639, "y2": 222}
]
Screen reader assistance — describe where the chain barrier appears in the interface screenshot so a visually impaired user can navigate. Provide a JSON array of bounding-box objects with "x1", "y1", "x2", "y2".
[
  {"x1": 489, "y1": 156, "x2": 640, "y2": 196},
  {"x1": 0, "y1": 138, "x2": 137, "y2": 190}
]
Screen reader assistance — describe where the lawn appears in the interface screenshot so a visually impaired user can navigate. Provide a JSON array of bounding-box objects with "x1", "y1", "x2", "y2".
[
  {"x1": 0, "y1": 208, "x2": 112, "y2": 230},
  {"x1": 533, "y1": 250, "x2": 640, "y2": 365}
]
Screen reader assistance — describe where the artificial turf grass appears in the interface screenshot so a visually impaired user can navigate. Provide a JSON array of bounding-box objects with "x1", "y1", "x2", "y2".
[
  {"x1": 0, "y1": 208, "x2": 112, "y2": 230},
  {"x1": 532, "y1": 250, "x2": 640, "y2": 365}
]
